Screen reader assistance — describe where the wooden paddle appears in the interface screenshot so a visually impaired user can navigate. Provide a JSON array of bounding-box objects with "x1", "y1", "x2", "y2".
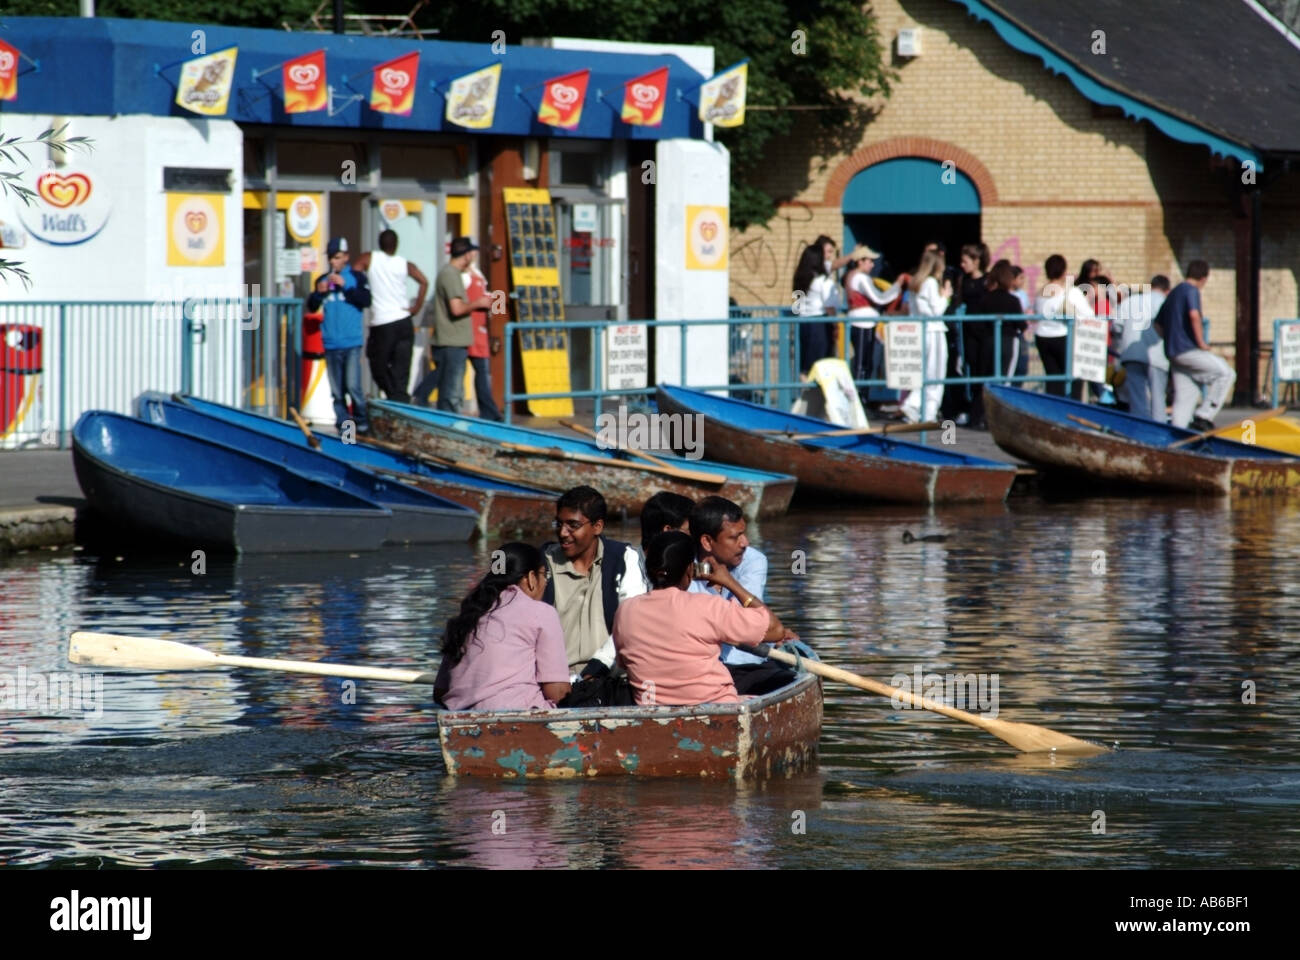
[
  {"x1": 771, "y1": 421, "x2": 944, "y2": 442},
  {"x1": 288, "y1": 406, "x2": 321, "y2": 450},
  {"x1": 559, "y1": 419, "x2": 727, "y2": 483},
  {"x1": 357, "y1": 434, "x2": 528, "y2": 486},
  {"x1": 748, "y1": 642, "x2": 1103, "y2": 755},
  {"x1": 68, "y1": 631, "x2": 437, "y2": 685},
  {"x1": 498, "y1": 440, "x2": 728, "y2": 485},
  {"x1": 1066, "y1": 413, "x2": 1117, "y2": 436},
  {"x1": 1167, "y1": 406, "x2": 1286, "y2": 449}
]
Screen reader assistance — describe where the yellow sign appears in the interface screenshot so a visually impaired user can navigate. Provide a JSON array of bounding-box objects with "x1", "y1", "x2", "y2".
[
  {"x1": 685, "y1": 204, "x2": 727, "y2": 270},
  {"x1": 175, "y1": 47, "x2": 238, "y2": 117},
  {"x1": 502, "y1": 187, "x2": 551, "y2": 205},
  {"x1": 445, "y1": 62, "x2": 501, "y2": 130},
  {"x1": 699, "y1": 61, "x2": 747, "y2": 128},
  {"x1": 167, "y1": 193, "x2": 225, "y2": 266}
]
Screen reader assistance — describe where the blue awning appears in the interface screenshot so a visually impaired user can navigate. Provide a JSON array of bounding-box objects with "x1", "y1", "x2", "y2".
[
  {"x1": 0, "y1": 17, "x2": 704, "y2": 140},
  {"x1": 842, "y1": 158, "x2": 981, "y2": 214}
]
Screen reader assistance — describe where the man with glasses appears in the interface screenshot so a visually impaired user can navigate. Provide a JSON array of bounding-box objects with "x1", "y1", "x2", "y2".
[{"x1": 540, "y1": 486, "x2": 648, "y2": 703}]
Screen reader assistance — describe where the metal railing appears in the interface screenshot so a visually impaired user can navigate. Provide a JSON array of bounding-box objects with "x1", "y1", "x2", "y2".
[
  {"x1": 0, "y1": 298, "x2": 302, "y2": 449},
  {"x1": 502, "y1": 312, "x2": 1089, "y2": 424}
]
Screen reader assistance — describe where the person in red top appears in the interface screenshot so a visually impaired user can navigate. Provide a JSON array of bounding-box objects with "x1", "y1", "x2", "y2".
[
  {"x1": 463, "y1": 257, "x2": 504, "y2": 422},
  {"x1": 613, "y1": 531, "x2": 795, "y2": 706}
]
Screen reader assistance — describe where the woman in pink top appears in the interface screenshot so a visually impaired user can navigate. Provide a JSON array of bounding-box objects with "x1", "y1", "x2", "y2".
[
  {"x1": 434, "y1": 542, "x2": 571, "y2": 711},
  {"x1": 613, "y1": 531, "x2": 796, "y2": 706}
]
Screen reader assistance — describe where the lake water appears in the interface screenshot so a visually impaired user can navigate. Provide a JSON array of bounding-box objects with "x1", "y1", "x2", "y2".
[{"x1": 1, "y1": 496, "x2": 1297, "y2": 868}]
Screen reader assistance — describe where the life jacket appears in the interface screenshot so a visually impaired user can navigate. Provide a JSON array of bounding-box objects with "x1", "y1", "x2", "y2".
[{"x1": 541, "y1": 535, "x2": 630, "y2": 635}]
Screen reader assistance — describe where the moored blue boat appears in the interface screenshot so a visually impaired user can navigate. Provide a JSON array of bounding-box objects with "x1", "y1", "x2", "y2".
[
  {"x1": 72, "y1": 411, "x2": 392, "y2": 554},
  {"x1": 134, "y1": 395, "x2": 477, "y2": 544},
  {"x1": 654, "y1": 383, "x2": 1017, "y2": 503},
  {"x1": 984, "y1": 385, "x2": 1300, "y2": 495}
]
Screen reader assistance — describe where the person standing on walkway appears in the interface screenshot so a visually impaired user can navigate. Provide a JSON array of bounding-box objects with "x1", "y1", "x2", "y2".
[
  {"x1": 307, "y1": 237, "x2": 372, "y2": 433},
  {"x1": 843, "y1": 244, "x2": 903, "y2": 407},
  {"x1": 1115, "y1": 275, "x2": 1171, "y2": 421},
  {"x1": 356, "y1": 229, "x2": 426, "y2": 404},
  {"x1": 1034, "y1": 254, "x2": 1093, "y2": 399},
  {"x1": 462, "y1": 249, "x2": 504, "y2": 421},
  {"x1": 415, "y1": 237, "x2": 493, "y2": 411},
  {"x1": 901, "y1": 246, "x2": 951, "y2": 424},
  {"x1": 942, "y1": 242, "x2": 988, "y2": 423},
  {"x1": 971, "y1": 260, "x2": 1027, "y2": 428},
  {"x1": 794, "y1": 244, "x2": 838, "y2": 374},
  {"x1": 1155, "y1": 261, "x2": 1234, "y2": 430}
]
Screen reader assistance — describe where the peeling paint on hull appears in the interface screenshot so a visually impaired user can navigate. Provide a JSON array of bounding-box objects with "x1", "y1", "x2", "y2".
[
  {"x1": 654, "y1": 389, "x2": 1014, "y2": 504},
  {"x1": 439, "y1": 674, "x2": 822, "y2": 779},
  {"x1": 368, "y1": 405, "x2": 795, "y2": 521},
  {"x1": 986, "y1": 388, "x2": 1300, "y2": 496}
]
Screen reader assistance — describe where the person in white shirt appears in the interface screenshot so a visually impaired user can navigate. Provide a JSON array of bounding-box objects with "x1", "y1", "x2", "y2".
[
  {"x1": 1114, "y1": 275, "x2": 1170, "y2": 421},
  {"x1": 355, "y1": 230, "x2": 428, "y2": 404},
  {"x1": 793, "y1": 243, "x2": 840, "y2": 373},
  {"x1": 1034, "y1": 254, "x2": 1093, "y2": 399},
  {"x1": 842, "y1": 244, "x2": 903, "y2": 405},
  {"x1": 901, "y1": 247, "x2": 953, "y2": 423}
]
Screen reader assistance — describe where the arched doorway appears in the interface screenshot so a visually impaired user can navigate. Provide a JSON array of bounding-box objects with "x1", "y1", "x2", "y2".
[{"x1": 841, "y1": 158, "x2": 981, "y2": 279}]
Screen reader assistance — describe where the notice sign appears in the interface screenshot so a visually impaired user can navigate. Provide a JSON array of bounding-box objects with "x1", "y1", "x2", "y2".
[
  {"x1": 1072, "y1": 316, "x2": 1110, "y2": 383},
  {"x1": 604, "y1": 324, "x2": 648, "y2": 390},
  {"x1": 885, "y1": 320, "x2": 923, "y2": 390},
  {"x1": 1277, "y1": 322, "x2": 1300, "y2": 381}
]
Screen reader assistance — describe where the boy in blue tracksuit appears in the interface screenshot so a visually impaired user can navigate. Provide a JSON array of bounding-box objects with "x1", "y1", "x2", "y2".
[{"x1": 307, "y1": 237, "x2": 372, "y2": 433}]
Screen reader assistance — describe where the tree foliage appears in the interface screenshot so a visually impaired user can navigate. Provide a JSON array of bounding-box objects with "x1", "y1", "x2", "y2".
[{"x1": 6, "y1": 0, "x2": 893, "y2": 230}]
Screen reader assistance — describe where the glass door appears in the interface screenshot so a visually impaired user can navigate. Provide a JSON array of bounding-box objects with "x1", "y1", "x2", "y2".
[{"x1": 553, "y1": 198, "x2": 625, "y2": 392}]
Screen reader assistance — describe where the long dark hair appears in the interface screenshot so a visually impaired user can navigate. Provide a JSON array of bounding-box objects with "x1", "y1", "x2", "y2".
[
  {"x1": 441, "y1": 542, "x2": 543, "y2": 667},
  {"x1": 792, "y1": 243, "x2": 823, "y2": 299},
  {"x1": 645, "y1": 530, "x2": 695, "y2": 590}
]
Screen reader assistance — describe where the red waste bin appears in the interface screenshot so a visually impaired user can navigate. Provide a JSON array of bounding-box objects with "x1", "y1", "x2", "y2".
[
  {"x1": 1, "y1": 324, "x2": 42, "y2": 437},
  {"x1": 302, "y1": 311, "x2": 323, "y2": 406}
]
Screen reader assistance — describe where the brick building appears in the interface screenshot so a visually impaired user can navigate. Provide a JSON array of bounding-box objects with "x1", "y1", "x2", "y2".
[{"x1": 730, "y1": 0, "x2": 1300, "y2": 403}]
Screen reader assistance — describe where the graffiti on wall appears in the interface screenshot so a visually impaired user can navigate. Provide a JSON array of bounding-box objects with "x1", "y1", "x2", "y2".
[{"x1": 730, "y1": 203, "x2": 823, "y2": 306}]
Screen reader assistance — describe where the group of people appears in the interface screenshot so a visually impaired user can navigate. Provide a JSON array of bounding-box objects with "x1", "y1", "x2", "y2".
[
  {"x1": 433, "y1": 486, "x2": 799, "y2": 712},
  {"x1": 305, "y1": 232, "x2": 503, "y2": 436},
  {"x1": 793, "y1": 236, "x2": 1234, "y2": 430}
]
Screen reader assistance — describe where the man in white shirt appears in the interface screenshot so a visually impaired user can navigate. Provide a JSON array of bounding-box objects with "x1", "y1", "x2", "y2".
[
  {"x1": 355, "y1": 230, "x2": 428, "y2": 404},
  {"x1": 1113, "y1": 275, "x2": 1170, "y2": 421},
  {"x1": 1033, "y1": 254, "x2": 1094, "y2": 399}
]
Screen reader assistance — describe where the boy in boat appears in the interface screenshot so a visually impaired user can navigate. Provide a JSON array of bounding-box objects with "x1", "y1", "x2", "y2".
[
  {"x1": 540, "y1": 485, "x2": 649, "y2": 706},
  {"x1": 614, "y1": 531, "x2": 795, "y2": 706},
  {"x1": 687, "y1": 496, "x2": 797, "y2": 695}
]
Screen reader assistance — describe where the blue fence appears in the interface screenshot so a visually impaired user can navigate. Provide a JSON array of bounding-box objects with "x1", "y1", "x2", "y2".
[
  {"x1": 0, "y1": 298, "x2": 302, "y2": 449},
  {"x1": 503, "y1": 311, "x2": 1084, "y2": 423}
]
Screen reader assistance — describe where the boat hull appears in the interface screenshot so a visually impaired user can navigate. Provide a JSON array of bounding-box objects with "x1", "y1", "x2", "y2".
[
  {"x1": 438, "y1": 673, "x2": 822, "y2": 779},
  {"x1": 147, "y1": 394, "x2": 555, "y2": 540},
  {"x1": 72, "y1": 440, "x2": 387, "y2": 554},
  {"x1": 655, "y1": 386, "x2": 1014, "y2": 504},
  {"x1": 369, "y1": 402, "x2": 796, "y2": 520},
  {"x1": 984, "y1": 386, "x2": 1300, "y2": 495}
]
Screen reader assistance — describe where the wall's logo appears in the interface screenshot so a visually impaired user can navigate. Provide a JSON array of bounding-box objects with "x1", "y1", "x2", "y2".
[
  {"x1": 551, "y1": 83, "x2": 579, "y2": 106},
  {"x1": 379, "y1": 200, "x2": 406, "y2": 224},
  {"x1": 0, "y1": 52, "x2": 13, "y2": 73},
  {"x1": 18, "y1": 169, "x2": 110, "y2": 246},
  {"x1": 287, "y1": 194, "x2": 320, "y2": 242},
  {"x1": 685, "y1": 205, "x2": 728, "y2": 271},
  {"x1": 166, "y1": 194, "x2": 223, "y2": 266},
  {"x1": 288, "y1": 63, "x2": 319, "y2": 86},
  {"x1": 631, "y1": 83, "x2": 660, "y2": 109},
  {"x1": 36, "y1": 172, "x2": 92, "y2": 209},
  {"x1": 184, "y1": 210, "x2": 207, "y2": 234},
  {"x1": 380, "y1": 67, "x2": 411, "y2": 93}
]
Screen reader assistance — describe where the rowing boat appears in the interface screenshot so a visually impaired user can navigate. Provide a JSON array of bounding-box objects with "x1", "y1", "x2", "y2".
[
  {"x1": 984, "y1": 384, "x2": 1300, "y2": 495},
  {"x1": 654, "y1": 383, "x2": 1017, "y2": 503},
  {"x1": 133, "y1": 394, "x2": 478, "y2": 543},
  {"x1": 72, "y1": 411, "x2": 391, "y2": 553},
  {"x1": 368, "y1": 399, "x2": 797, "y2": 519},
  {"x1": 140, "y1": 393, "x2": 556, "y2": 539},
  {"x1": 438, "y1": 671, "x2": 822, "y2": 779}
]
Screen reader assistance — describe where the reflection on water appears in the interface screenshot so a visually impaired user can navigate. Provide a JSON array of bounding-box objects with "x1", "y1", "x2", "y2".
[{"x1": 1, "y1": 498, "x2": 1298, "y2": 868}]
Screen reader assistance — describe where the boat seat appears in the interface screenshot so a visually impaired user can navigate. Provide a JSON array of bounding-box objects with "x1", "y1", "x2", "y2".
[{"x1": 183, "y1": 484, "x2": 285, "y2": 504}]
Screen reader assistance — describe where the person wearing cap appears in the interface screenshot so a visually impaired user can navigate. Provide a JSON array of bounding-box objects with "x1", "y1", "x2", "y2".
[
  {"x1": 415, "y1": 237, "x2": 494, "y2": 412},
  {"x1": 843, "y1": 244, "x2": 903, "y2": 407},
  {"x1": 307, "y1": 237, "x2": 372, "y2": 433}
]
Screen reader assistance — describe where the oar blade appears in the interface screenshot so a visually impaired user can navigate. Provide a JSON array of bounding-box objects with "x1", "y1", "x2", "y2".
[
  {"x1": 68, "y1": 631, "x2": 219, "y2": 671},
  {"x1": 980, "y1": 716, "x2": 1106, "y2": 756}
]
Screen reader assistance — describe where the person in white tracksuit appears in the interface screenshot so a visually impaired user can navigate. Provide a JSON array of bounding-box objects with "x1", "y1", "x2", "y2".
[
  {"x1": 901, "y1": 247, "x2": 953, "y2": 424},
  {"x1": 1113, "y1": 275, "x2": 1170, "y2": 421}
]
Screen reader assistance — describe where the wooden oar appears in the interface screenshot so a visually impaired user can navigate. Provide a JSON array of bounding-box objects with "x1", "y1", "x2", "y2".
[
  {"x1": 68, "y1": 631, "x2": 437, "y2": 685},
  {"x1": 288, "y1": 406, "x2": 321, "y2": 450},
  {"x1": 773, "y1": 421, "x2": 944, "y2": 442},
  {"x1": 748, "y1": 642, "x2": 1103, "y2": 755},
  {"x1": 1167, "y1": 406, "x2": 1286, "y2": 449},
  {"x1": 559, "y1": 419, "x2": 727, "y2": 484},
  {"x1": 1065, "y1": 413, "x2": 1119, "y2": 437},
  {"x1": 498, "y1": 439, "x2": 727, "y2": 486}
]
